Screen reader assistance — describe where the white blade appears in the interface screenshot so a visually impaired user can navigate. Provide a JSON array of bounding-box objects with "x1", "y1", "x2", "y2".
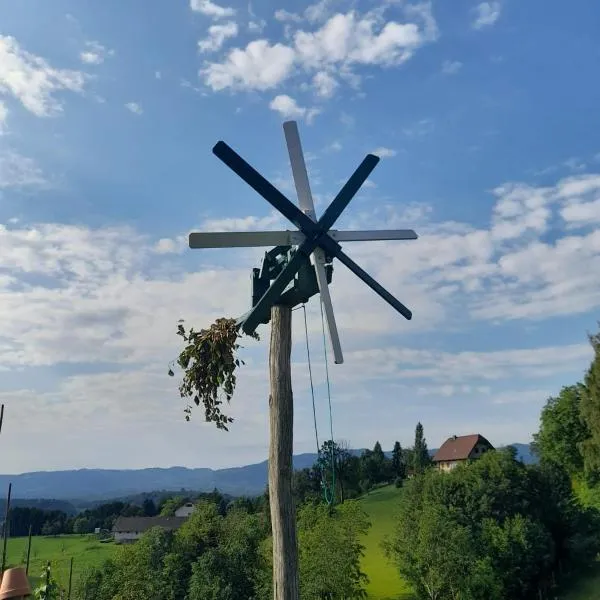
[
  {"x1": 284, "y1": 120, "x2": 344, "y2": 365},
  {"x1": 189, "y1": 229, "x2": 419, "y2": 248},
  {"x1": 189, "y1": 231, "x2": 299, "y2": 248}
]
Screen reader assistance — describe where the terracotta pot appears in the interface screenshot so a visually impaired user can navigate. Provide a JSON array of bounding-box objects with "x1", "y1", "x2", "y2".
[{"x1": 0, "y1": 567, "x2": 32, "y2": 599}]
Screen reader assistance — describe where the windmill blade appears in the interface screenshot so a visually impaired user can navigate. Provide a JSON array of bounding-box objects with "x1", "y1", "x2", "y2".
[
  {"x1": 283, "y1": 120, "x2": 343, "y2": 364},
  {"x1": 335, "y1": 248, "x2": 412, "y2": 320},
  {"x1": 332, "y1": 229, "x2": 418, "y2": 242},
  {"x1": 189, "y1": 229, "x2": 419, "y2": 248},
  {"x1": 189, "y1": 231, "x2": 300, "y2": 248}
]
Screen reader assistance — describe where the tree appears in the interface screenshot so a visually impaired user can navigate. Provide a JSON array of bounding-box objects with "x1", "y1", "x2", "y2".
[
  {"x1": 532, "y1": 385, "x2": 589, "y2": 475},
  {"x1": 262, "y1": 501, "x2": 371, "y2": 600},
  {"x1": 412, "y1": 422, "x2": 430, "y2": 475},
  {"x1": 391, "y1": 441, "x2": 406, "y2": 481},
  {"x1": 142, "y1": 498, "x2": 157, "y2": 517},
  {"x1": 293, "y1": 468, "x2": 321, "y2": 506},
  {"x1": 159, "y1": 496, "x2": 187, "y2": 517},
  {"x1": 187, "y1": 508, "x2": 269, "y2": 600},
  {"x1": 385, "y1": 449, "x2": 600, "y2": 600},
  {"x1": 580, "y1": 327, "x2": 600, "y2": 481},
  {"x1": 316, "y1": 440, "x2": 359, "y2": 503}
]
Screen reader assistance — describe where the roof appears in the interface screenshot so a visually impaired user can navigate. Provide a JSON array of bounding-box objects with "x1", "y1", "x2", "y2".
[
  {"x1": 432, "y1": 434, "x2": 493, "y2": 463},
  {"x1": 112, "y1": 516, "x2": 187, "y2": 533}
]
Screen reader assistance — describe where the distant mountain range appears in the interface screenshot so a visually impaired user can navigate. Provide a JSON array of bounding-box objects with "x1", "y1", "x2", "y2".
[{"x1": 0, "y1": 443, "x2": 536, "y2": 505}]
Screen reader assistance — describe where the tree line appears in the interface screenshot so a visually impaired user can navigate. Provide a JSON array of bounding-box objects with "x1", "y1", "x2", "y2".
[
  {"x1": 293, "y1": 421, "x2": 432, "y2": 505},
  {"x1": 385, "y1": 325, "x2": 600, "y2": 600},
  {"x1": 3, "y1": 490, "x2": 233, "y2": 537},
  {"x1": 75, "y1": 498, "x2": 369, "y2": 600},
  {"x1": 532, "y1": 327, "x2": 600, "y2": 493}
]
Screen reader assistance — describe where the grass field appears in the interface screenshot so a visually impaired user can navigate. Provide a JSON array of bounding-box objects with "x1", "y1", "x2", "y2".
[
  {"x1": 358, "y1": 485, "x2": 414, "y2": 600},
  {"x1": 3, "y1": 491, "x2": 599, "y2": 599},
  {"x1": 5, "y1": 534, "x2": 118, "y2": 590},
  {"x1": 357, "y1": 484, "x2": 600, "y2": 600}
]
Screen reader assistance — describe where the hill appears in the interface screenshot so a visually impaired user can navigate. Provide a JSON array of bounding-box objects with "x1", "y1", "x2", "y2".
[
  {"x1": 358, "y1": 484, "x2": 599, "y2": 600},
  {"x1": 0, "y1": 444, "x2": 535, "y2": 502}
]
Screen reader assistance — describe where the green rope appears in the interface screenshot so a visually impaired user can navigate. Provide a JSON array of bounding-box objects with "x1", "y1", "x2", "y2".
[
  {"x1": 302, "y1": 304, "x2": 321, "y2": 462},
  {"x1": 319, "y1": 299, "x2": 336, "y2": 506},
  {"x1": 301, "y1": 303, "x2": 336, "y2": 506}
]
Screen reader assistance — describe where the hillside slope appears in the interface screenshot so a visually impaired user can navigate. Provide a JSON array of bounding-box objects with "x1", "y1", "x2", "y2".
[{"x1": 358, "y1": 486, "x2": 413, "y2": 600}]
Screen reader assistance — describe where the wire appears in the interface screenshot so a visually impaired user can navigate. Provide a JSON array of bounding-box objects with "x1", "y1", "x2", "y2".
[
  {"x1": 301, "y1": 303, "x2": 336, "y2": 506},
  {"x1": 319, "y1": 299, "x2": 336, "y2": 506},
  {"x1": 302, "y1": 304, "x2": 320, "y2": 456}
]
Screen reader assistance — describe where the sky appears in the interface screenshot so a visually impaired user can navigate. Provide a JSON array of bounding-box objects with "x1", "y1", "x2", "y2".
[{"x1": 0, "y1": 0, "x2": 599, "y2": 474}]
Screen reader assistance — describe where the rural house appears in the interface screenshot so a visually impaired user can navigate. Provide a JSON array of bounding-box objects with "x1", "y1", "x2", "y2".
[
  {"x1": 432, "y1": 434, "x2": 494, "y2": 472},
  {"x1": 175, "y1": 502, "x2": 196, "y2": 517},
  {"x1": 112, "y1": 516, "x2": 187, "y2": 544}
]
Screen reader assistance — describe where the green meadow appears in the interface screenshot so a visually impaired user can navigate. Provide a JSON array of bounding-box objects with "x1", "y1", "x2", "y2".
[
  {"x1": 358, "y1": 484, "x2": 600, "y2": 600},
  {"x1": 3, "y1": 488, "x2": 599, "y2": 599},
  {"x1": 359, "y1": 484, "x2": 414, "y2": 600},
  {"x1": 5, "y1": 534, "x2": 117, "y2": 590}
]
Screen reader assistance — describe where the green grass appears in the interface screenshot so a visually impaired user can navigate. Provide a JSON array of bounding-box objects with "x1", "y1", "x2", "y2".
[
  {"x1": 358, "y1": 485, "x2": 414, "y2": 600},
  {"x1": 5, "y1": 534, "x2": 118, "y2": 591},
  {"x1": 358, "y1": 483, "x2": 600, "y2": 600}
]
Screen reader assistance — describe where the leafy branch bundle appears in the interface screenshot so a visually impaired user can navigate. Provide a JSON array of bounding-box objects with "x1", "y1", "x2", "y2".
[{"x1": 169, "y1": 318, "x2": 258, "y2": 430}]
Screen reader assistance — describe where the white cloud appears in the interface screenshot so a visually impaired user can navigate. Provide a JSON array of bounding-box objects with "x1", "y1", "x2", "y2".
[
  {"x1": 202, "y1": 40, "x2": 296, "y2": 91},
  {"x1": 125, "y1": 102, "x2": 143, "y2": 115},
  {"x1": 190, "y1": 0, "x2": 235, "y2": 18},
  {"x1": 293, "y1": 12, "x2": 423, "y2": 69},
  {"x1": 80, "y1": 41, "x2": 114, "y2": 65},
  {"x1": 304, "y1": 0, "x2": 332, "y2": 23},
  {"x1": 198, "y1": 21, "x2": 239, "y2": 53},
  {"x1": 403, "y1": 118, "x2": 434, "y2": 137},
  {"x1": 248, "y1": 19, "x2": 267, "y2": 33},
  {"x1": 347, "y1": 344, "x2": 592, "y2": 385},
  {"x1": 371, "y1": 146, "x2": 397, "y2": 158},
  {"x1": 442, "y1": 59, "x2": 462, "y2": 75},
  {"x1": 269, "y1": 94, "x2": 320, "y2": 123},
  {"x1": 472, "y1": 2, "x2": 502, "y2": 29},
  {"x1": 2, "y1": 167, "x2": 600, "y2": 471},
  {"x1": 274, "y1": 9, "x2": 303, "y2": 23},
  {"x1": 0, "y1": 100, "x2": 7, "y2": 130},
  {"x1": 201, "y1": 7, "x2": 436, "y2": 93},
  {"x1": 312, "y1": 71, "x2": 338, "y2": 98},
  {"x1": 0, "y1": 151, "x2": 46, "y2": 188},
  {"x1": 0, "y1": 35, "x2": 85, "y2": 117}
]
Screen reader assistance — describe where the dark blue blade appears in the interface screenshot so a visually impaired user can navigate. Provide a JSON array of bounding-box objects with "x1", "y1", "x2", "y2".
[
  {"x1": 318, "y1": 154, "x2": 379, "y2": 233},
  {"x1": 335, "y1": 249, "x2": 412, "y2": 320},
  {"x1": 213, "y1": 141, "x2": 319, "y2": 236}
]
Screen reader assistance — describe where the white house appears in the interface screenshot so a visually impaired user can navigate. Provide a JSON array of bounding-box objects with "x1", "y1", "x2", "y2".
[
  {"x1": 175, "y1": 502, "x2": 196, "y2": 518},
  {"x1": 112, "y1": 516, "x2": 187, "y2": 544}
]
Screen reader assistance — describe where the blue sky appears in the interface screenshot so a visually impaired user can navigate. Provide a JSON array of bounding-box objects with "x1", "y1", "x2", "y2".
[{"x1": 0, "y1": 0, "x2": 599, "y2": 474}]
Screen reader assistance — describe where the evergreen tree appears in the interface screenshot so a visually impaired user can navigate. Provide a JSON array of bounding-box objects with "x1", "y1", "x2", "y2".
[
  {"x1": 413, "y1": 422, "x2": 430, "y2": 475},
  {"x1": 392, "y1": 441, "x2": 406, "y2": 480}
]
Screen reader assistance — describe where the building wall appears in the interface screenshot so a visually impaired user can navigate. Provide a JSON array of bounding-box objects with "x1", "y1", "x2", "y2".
[
  {"x1": 437, "y1": 460, "x2": 460, "y2": 472},
  {"x1": 175, "y1": 504, "x2": 195, "y2": 518},
  {"x1": 469, "y1": 443, "x2": 492, "y2": 459},
  {"x1": 114, "y1": 531, "x2": 142, "y2": 543}
]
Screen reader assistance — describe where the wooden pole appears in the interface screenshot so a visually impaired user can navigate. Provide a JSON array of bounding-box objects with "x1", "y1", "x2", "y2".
[
  {"x1": 1, "y1": 483, "x2": 12, "y2": 575},
  {"x1": 68, "y1": 556, "x2": 74, "y2": 599},
  {"x1": 268, "y1": 304, "x2": 299, "y2": 600},
  {"x1": 26, "y1": 524, "x2": 32, "y2": 575}
]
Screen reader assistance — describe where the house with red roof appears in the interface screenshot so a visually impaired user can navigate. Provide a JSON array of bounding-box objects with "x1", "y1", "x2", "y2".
[{"x1": 432, "y1": 434, "x2": 494, "y2": 472}]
